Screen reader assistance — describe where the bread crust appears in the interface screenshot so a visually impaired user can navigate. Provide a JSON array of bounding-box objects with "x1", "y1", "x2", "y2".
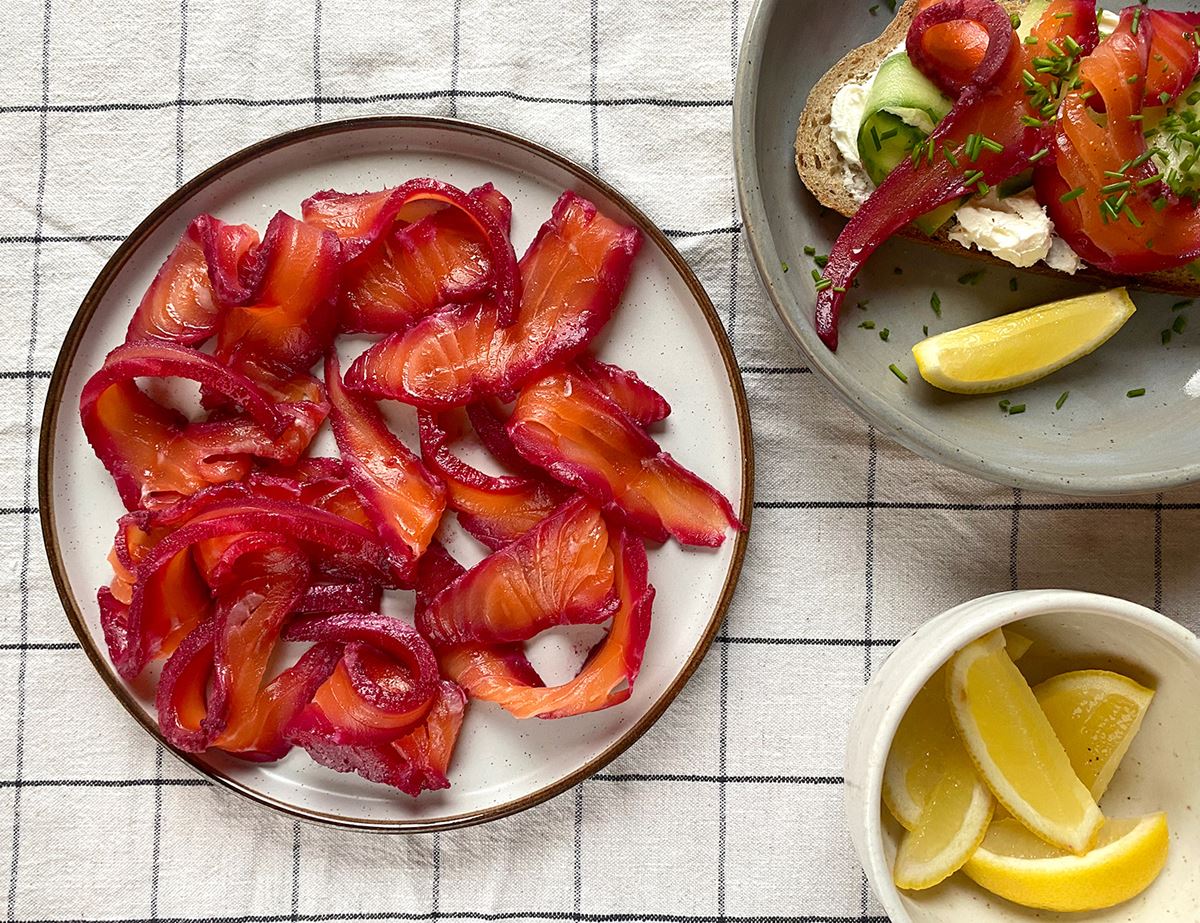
[{"x1": 794, "y1": 0, "x2": 1200, "y2": 296}]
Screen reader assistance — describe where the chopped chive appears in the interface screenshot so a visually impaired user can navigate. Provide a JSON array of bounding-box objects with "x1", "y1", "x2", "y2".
[
  {"x1": 1054, "y1": 10, "x2": 1073, "y2": 18},
  {"x1": 999, "y1": 399, "x2": 1011, "y2": 411},
  {"x1": 1008, "y1": 403, "x2": 1026, "y2": 415},
  {"x1": 803, "y1": 245, "x2": 816, "y2": 256},
  {"x1": 1029, "y1": 147, "x2": 1050, "y2": 163},
  {"x1": 930, "y1": 292, "x2": 942, "y2": 317},
  {"x1": 811, "y1": 268, "x2": 822, "y2": 282},
  {"x1": 1127, "y1": 74, "x2": 1140, "y2": 85},
  {"x1": 1127, "y1": 388, "x2": 1146, "y2": 398},
  {"x1": 1128, "y1": 114, "x2": 1145, "y2": 122},
  {"x1": 833, "y1": 285, "x2": 848, "y2": 293},
  {"x1": 1024, "y1": 35, "x2": 1040, "y2": 45},
  {"x1": 1020, "y1": 115, "x2": 1045, "y2": 128},
  {"x1": 879, "y1": 328, "x2": 890, "y2": 341},
  {"x1": 1132, "y1": 8, "x2": 1142, "y2": 35},
  {"x1": 1123, "y1": 205, "x2": 1143, "y2": 228},
  {"x1": 880, "y1": 127, "x2": 900, "y2": 141},
  {"x1": 1064, "y1": 36, "x2": 1081, "y2": 55},
  {"x1": 922, "y1": 324, "x2": 929, "y2": 336},
  {"x1": 870, "y1": 125, "x2": 882, "y2": 152},
  {"x1": 1010, "y1": 12, "x2": 1021, "y2": 28},
  {"x1": 943, "y1": 144, "x2": 960, "y2": 168},
  {"x1": 1152, "y1": 195, "x2": 1169, "y2": 211},
  {"x1": 869, "y1": 3, "x2": 879, "y2": 13},
  {"x1": 1173, "y1": 300, "x2": 1193, "y2": 311},
  {"x1": 980, "y1": 137, "x2": 1004, "y2": 154},
  {"x1": 1174, "y1": 315, "x2": 1187, "y2": 335},
  {"x1": 815, "y1": 254, "x2": 829, "y2": 268},
  {"x1": 1060, "y1": 186, "x2": 1087, "y2": 203},
  {"x1": 1129, "y1": 149, "x2": 1156, "y2": 169},
  {"x1": 1136, "y1": 173, "x2": 1162, "y2": 188},
  {"x1": 859, "y1": 320, "x2": 875, "y2": 329},
  {"x1": 887, "y1": 363, "x2": 908, "y2": 384},
  {"x1": 782, "y1": 261, "x2": 789, "y2": 273},
  {"x1": 976, "y1": 181, "x2": 991, "y2": 196},
  {"x1": 1162, "y1": 329, "x2": 1172, "y2": 345},
  {"x1": 1105, "y1": 170, "x2": 1128, "y2": 179},
  {"x1": 1101, "y1": 180, "x2": 1131, "y2": 193},
  {"x1": 1160, "y1": 91, "x2": 1173, "y2": 106},
  {"x1": 1056, "y1": 391, "x2": 1069, "y2": 410},
  {"x1": 958, "y1": 270, "x2": 985, "y2": 285},
  {"x1": 815, "y1": 279, "x2": 832, "y2": 292},
  {"x1": 963, "y1": 169, "x2": 985, "y2": 186},
  {"x1": 1009, "y1": 277, "x2": 1018, "y2": 292},
  {"x1": 1189, "y1": 91, "x2": 1200, "y2": 106}
]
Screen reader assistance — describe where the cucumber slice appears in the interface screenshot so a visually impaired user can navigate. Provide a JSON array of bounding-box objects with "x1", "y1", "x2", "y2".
[
  {"x1": 858, "y1": 112, "x2": 927, "y2": 186},
  {"x1": 856, "y1": 54, "x2": 953, "y2": 186},
  {"x1": 1015, "y1": 0, "x2": 1051, "y2": 41},
  {"x1": 913, "y1": 199, "x2": 962, "y2": 237},
  {"x1": 998, "y1": 169, "x2": 1034, "y2": 199}
]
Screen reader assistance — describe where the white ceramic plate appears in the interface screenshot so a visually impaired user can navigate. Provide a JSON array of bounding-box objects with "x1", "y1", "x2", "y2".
[{"x1": 39, "y1": 117, "x2": 753, "y2": 831}]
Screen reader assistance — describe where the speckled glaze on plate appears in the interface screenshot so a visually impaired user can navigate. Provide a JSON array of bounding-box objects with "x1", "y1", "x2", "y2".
[
  {"x1": 734, "y1": 0, "x2": 1199, "y2": 495},
  {"x1": 39, "y1": 117, "x2": 753, "y2": 832}
]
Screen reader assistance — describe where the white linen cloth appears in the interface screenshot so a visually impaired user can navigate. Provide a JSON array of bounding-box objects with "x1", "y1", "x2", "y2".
[{"x1": 1, "y1": 1, "x2": 1197, "y2": 920}]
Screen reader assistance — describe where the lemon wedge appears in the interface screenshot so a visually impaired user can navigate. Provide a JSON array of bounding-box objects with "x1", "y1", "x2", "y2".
[
  {"x1": 1034, "y1": 670, "x2": 1155, "y2": 800},
  {"x1": 893, "y1": 739, "x2": 994, "y2": 890},
  {"x1": 963, "y1": 813, "x2": 1169, "y2": 912},
  {"x1": 884, "y1": 667, "x2": 992, "y2": 831},
  {"x1": 946, "y1": 629, "x2": 1104, "y2": 854},
  {"x1": 912, "y1": 288, "x2": 1136, "y2": 394}
]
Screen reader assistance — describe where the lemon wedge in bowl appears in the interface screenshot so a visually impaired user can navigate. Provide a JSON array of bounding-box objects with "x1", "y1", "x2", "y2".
[
  {"x1": 946, "y1": 629, "x2": 1104, "y2": 854},
  {"x1": 892, "y1": 739, "x2": 994, "y2": 890},
  {"x1": 883, "y1": 666, "x2": 994, "y2": 889},
  {"x1": 912, "y1": 288, "x2": 1136, "y2": 394},
  {"x1": 1034, "y1": 669, "x2": 1155, "y2": 800},
  {"x1": 963, "y1": 813, "x2": 1169, "y2": 912}
]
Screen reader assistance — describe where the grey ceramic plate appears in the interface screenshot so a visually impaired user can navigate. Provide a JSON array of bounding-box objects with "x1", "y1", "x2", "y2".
[{"x1": 734, "y1": 0, "x2": 1199, "y2": 495}]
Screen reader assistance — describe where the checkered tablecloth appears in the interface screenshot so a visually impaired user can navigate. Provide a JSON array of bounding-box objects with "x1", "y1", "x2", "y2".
[{"x1": 4, "y1": 1, "x2": 1200, "y2": 920}]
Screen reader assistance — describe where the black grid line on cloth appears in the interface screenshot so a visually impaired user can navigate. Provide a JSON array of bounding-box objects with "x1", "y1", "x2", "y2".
[
  {"x1": 313, "y1": 0, "x2": 323, "y2": 122},
  {"x1": 0, "y1": 92, "x2": 734, "y2": 115},
  {"x1": 7, "y1": 0, "x2": 51, "y2": 916},
  {"x1": 0, "y1": 913, "x2": 889, "y2": 922},
  {"x1": 1154, "y1": 492, "x2": 1164, "y2": 610},
  {"x1": 0, "y1": 775, "x2": 847, "y2": 788},
  {"x1": 1008, "y1": 488, "x2": 1022, "y2": 589}
]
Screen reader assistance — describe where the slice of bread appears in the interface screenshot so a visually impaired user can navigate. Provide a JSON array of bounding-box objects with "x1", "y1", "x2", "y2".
[{"x1": 795, "y1": 0, "x2": 1200, "y2": 296}]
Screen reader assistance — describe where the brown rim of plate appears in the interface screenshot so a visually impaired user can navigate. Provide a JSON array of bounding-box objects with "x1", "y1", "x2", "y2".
[{"x1": 38, "y1": 115, "x2": 754, "y2": 833}]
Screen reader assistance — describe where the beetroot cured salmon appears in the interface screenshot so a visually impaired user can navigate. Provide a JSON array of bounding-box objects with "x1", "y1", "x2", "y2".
[
  {"x1": 418, "y1": 406, "x2": 568, "y2": 550},
  {"x1": 79, "y1": 172, "x2": 741, "y2": 799},
  {"x1": 304, "y1": 181, "x2": 515, "y2": 333},
  {"x1": 325, "y1": 353, "x2": 446, "y2": 582},
  {"x1": 507, "y1": 370, "x2": 743, "y2": 547},
  {"x1": 418, "y1": 496, "x2": 618, "y2": 646},
  {"x1": 345, "y1": 191, "x2": 642, "y2": 407}
]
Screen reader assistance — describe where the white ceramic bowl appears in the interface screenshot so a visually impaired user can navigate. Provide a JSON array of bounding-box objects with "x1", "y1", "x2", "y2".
[{"x1": 846, "y1": 590, "x2": 1200, "y2": 922}]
